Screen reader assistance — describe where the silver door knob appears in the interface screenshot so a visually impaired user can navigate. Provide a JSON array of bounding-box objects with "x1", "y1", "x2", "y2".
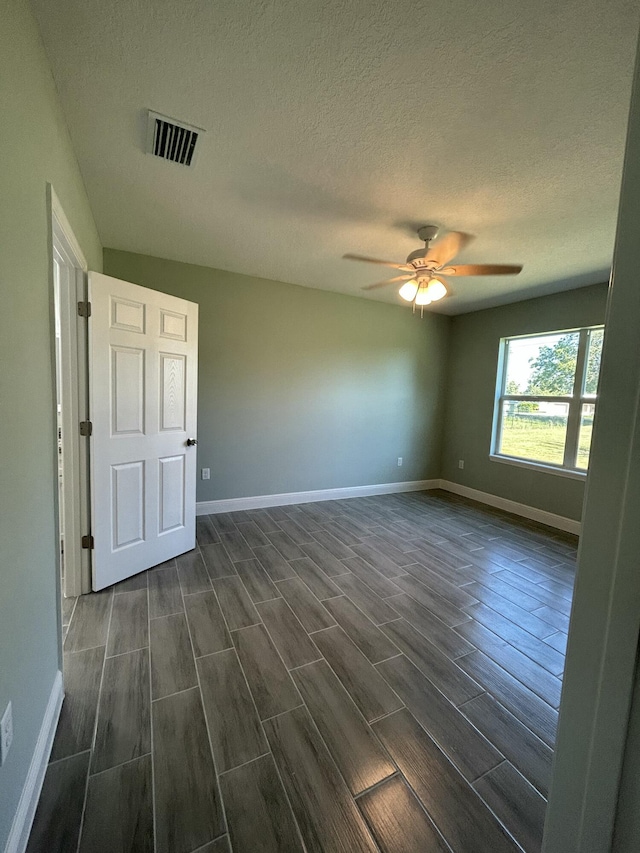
[{"x1": 186, "y1": 438, "x2": 198, "y2": 446}]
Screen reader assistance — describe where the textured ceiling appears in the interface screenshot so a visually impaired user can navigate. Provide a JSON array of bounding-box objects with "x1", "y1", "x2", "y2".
[{"x1": 32, "y1": 0, "x2": 639, "y2": 313}]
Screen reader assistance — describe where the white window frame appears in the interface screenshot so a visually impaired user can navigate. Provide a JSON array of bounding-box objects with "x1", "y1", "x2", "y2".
[{"x1": 490, "y1": 325, "x2": 603, "y2": 477}]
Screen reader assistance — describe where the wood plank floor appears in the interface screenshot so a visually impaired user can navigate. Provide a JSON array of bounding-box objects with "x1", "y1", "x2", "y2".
[{"x1": 29, "y1": 490, "x2": 577, "y2": 853}]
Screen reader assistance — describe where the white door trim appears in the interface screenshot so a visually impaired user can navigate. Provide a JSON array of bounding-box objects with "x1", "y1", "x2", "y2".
[
  {"x1": 49, "y1": 188, "x2": 87, "y2": 271},
  {"x1": 49, "y1": 186, "x2": 91, "y2": 598}
]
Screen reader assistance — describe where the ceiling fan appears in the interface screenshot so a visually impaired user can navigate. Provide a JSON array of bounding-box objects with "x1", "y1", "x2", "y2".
[{"x1": 344, "y1": 226, "x2": 522, "y2": 314}]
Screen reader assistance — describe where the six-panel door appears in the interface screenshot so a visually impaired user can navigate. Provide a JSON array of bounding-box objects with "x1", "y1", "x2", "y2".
[{"x1": 88, "y1": 272, "x2": 199, "y2": 590}]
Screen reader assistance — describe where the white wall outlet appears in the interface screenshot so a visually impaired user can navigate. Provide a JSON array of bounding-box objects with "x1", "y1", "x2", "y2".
[
  {"x1": 397, "y1": 457, "x2": 403, "y2": 467},
  {"x1": 1, "y1": 701, "x2": 13, "y2": 766},
  {"x1": 458, "y1": 459, "x2": 465, "y2": 469},
  {"x1": 201, "y1": 468, "x2": 210, "y2": 480}
]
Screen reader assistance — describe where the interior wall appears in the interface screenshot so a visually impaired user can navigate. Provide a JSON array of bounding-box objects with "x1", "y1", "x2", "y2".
[
  {"x1": 440, "y1": 282, "x2": 609, "y2": 521},
  {"x1": 103, "y1": 249, "x2": 450, "y2": 502},
  {"x1": 0, "y1": 1, "x2": 102, "y2": 847}
]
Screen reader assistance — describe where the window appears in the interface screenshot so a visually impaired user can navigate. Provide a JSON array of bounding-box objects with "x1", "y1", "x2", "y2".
[{"x1": 492, "y1": 326, "x2": 604, "y2": 474}]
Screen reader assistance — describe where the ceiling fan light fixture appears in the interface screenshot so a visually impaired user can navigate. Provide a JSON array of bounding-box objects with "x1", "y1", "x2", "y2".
[
  {"x1": 414, "y1": 284, "x2": 432, "y2": 306},
  {"x1": 399, "y1": 280, "x2": 418, "y2": 301},
  {"x1": 425, "y1": 279, "x2": 447, "y2": 301}
]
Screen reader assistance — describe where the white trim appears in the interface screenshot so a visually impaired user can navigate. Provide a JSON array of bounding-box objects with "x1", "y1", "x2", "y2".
[
  {"x1": 4, "y1": 671, "x2": 64, "y2": 853},
  {"x1": 196, "y1": 477, "x2": 580, "y2": 535},
  {"x1": 196, "y1": 479, "x2": 440, "y2": 514},
  {"x1": 49, "y1": 185, "x2": 92, "y2": 598},
  {"x1": 49, "y1": 188, "x2": 87, "y2": 271},
  {"x1": 489, "y1": 454, "x2": 588, "y2": 481},
  {"x1": 438, "y1": 479, "x2": 581, "y2": 535}
]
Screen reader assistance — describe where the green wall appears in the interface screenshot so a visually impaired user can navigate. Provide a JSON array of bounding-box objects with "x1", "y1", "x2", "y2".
[
  {"x1": 441, "y1": 283, "x2": 609, "y2": 521},
  {"x1": 104, "y1": 250, "x2": 450, "y2": 502},
  {"x1": 0, "y1": 1, "x2": 102, "y2": 847}
]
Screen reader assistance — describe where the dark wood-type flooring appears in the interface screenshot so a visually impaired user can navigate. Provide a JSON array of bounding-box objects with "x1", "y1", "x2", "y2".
[{"x1": 29, "y1": 490, "x2": 577, "y2": 853}]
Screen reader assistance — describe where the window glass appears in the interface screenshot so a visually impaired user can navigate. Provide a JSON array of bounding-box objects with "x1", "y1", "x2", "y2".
[
  {"x1": 577, "y1": 403, "x2": 595, "y2": 470},
  {"x1": 583, "y1": 329, "x2": 604, "y2": 396},
  {"x1": 498, "y1": 400, "x2": 569, "y2": 466},
  {"x1": 505, "y1": 332, "x2": 580, "y2": 397}
]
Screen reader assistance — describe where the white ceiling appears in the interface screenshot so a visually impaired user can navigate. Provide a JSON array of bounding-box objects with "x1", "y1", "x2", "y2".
[{"x1": 33, "y1": 0, "x2": 639, "y2": 313}]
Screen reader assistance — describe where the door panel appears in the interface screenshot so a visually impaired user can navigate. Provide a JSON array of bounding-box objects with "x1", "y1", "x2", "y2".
[
  {"x1": 111, "y1": 346, "x2": 145, "y2": 434},
  {"x1": 89, "y1": 272, "x2": 198, "y2": 590},
  {"x1": 111, "y1": 461, "x2": 145, "y2": 549},
  {"x1": 159, "y1": 455, "x2": 185, "y2": 533},
  {"x1": 160, "y1": 353, "x2": 186, "y2": 430}
]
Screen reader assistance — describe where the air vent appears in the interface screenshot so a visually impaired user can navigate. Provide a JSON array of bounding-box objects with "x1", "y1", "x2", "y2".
[{"x1": 146, "y1": 111, "x2": 204, "y2": 167}]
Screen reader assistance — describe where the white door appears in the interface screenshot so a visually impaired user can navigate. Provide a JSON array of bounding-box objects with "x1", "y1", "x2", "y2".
[{"x1": 88, "y1": 272, "x2": 199, "y2": 590}]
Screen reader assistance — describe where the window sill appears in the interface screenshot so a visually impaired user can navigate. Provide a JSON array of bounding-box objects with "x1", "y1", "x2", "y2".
[{"x1": 489, "y1": 454, "x2": 588, "y2": 481}]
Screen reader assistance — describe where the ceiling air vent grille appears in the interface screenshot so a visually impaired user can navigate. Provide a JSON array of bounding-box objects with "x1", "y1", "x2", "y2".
[{"x1": 146, "y1": 111, "x2": 204, "y2": 167}]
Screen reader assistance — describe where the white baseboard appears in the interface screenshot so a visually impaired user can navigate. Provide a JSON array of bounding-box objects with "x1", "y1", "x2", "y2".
[
  {"x1": 438, "y1": 479, "x2": 581, "y2": 535},
  {"x1": 196, "y1": 476, "x2": 580, "y2": 535},
  {"x1": 196, "y1": 479, "x2": 440, "y2": 515},
  {"x1": 4, "y1": 670, "x2": 64, "y2": 853}
]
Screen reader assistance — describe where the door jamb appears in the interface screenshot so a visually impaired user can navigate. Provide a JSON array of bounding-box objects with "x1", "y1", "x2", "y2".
[{"x1": 49, "y1": 185, "x2": 92, "y2": 598}]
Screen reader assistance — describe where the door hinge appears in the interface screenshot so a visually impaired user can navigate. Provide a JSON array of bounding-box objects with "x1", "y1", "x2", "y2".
[
  {"x1": 77, "y1": 300, "x2": 92, "y2": 318},
  {"x1": 81, "y1": 534, "x2": 94, "y2": 550},
  {"x1": 79, "y1": 420, "x2": 93, "y2": 437}
]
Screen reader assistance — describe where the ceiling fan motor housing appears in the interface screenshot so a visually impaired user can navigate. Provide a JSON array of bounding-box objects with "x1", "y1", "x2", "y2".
[
  {"x1": 407, "y1": 225, "x2": 440, "y2": 265},
  {"x1": 406, "y1": 248, "x2": 433, "y2": 265}
]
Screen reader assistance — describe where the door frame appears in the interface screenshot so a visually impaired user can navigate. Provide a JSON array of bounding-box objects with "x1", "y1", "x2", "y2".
[
  {"x1": 48, "y1": 185, "x2": 92, "y2": 598},
  {"x1": 543, "y1": 39, "x2": 640, "y2": 852}
]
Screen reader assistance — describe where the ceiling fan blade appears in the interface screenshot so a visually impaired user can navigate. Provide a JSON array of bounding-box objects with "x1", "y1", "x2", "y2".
[
  {"x1": 443, "y1": 264, "x2": 523, "y2": 276},
  {"x1": 424, "y1": 231, "x2": 474, "y2": 266},
  {"x1": 343, "y1": 253, "x2": 412, "y2": 271},
  {"x1": 361, "y1": 275, "x2": 415, "y2": 291}
]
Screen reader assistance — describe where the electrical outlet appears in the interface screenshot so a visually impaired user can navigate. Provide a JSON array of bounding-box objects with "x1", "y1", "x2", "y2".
[
  {"x1": 1, "y1": 702, "x2": 13, "y2": 766},
  {"x1": 458, "y1": 459, "x2": 465, "y2": 469},
  {"x1": 201, "y1": 468, "x2": 210, "y2": 480},
  {"x1": 397, "y1": 457, "x2": 403, "y2": 467}
]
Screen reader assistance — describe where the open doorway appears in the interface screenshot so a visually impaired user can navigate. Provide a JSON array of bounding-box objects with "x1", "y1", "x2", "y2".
[{"x1": 50, "y1": 187, "x2": 92, "y2": 626}]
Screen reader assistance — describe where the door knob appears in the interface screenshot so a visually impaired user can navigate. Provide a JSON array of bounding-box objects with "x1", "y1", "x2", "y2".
[{"x1": 186, "y1": 438, "x2": 198, "y2": 446}]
